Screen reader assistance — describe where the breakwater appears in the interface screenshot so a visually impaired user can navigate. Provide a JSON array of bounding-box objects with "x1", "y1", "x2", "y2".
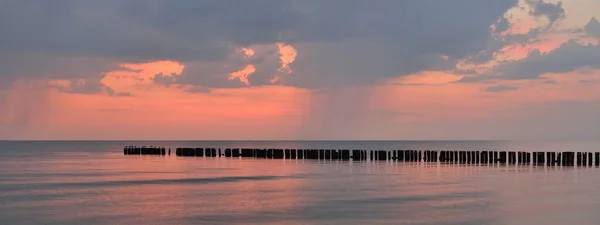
[{"x1": 123, "y1": 146, "x2": 600, "y2": 167}]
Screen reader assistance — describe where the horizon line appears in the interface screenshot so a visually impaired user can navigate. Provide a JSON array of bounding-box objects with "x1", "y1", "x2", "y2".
[{"x1": 0, "y1": 139, "x2": 593, "y2": 142}]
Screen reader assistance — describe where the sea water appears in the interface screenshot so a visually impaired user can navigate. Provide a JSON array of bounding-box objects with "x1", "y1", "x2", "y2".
[{"x1": 2, "y1": 140, "x2": 600, "y2": 225}]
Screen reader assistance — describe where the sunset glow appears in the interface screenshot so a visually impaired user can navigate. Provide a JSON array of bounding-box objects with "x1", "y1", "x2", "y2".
[{"x1": 1, "y1": 0, "x2": 600, "y2": 140}]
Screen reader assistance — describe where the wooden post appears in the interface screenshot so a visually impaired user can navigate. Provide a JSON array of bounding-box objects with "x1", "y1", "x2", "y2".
[
  {"x1": 352, "y1": 150, "x2": 360, "y2": 161},
  {"x1": 341, "y1": 150, "x2": 350, "y2": 160},
  {"x1": 378, "y1": 150, "x2": 387, "y2": 161},
  {"x1": 274, "y1": 149, "x2": 284, "y2": 159},
  {"x1": 499, "y1": 151, "x2": 507, "y2": 164},
  {"x1": 285, "y1": 149, "x2": 291, "y2": 159}
]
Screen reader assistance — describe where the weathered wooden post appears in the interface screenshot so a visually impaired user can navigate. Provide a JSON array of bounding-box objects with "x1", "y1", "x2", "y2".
[
  {"x1": 466, "y1": 151, "x2": 472, "y2": 164},
  {"x1": 330, "y1": 150, "x2": 338, "y2": 160},
  {"x1": 274, "y1": 149, "x2": 284, "y2": 159},
  {"x1": 454, "y1": 151, "x2": 459, "y2": 164},
  {"x1": 499, "y1": 151, "x2": 507, "y2": 164},
  {"x1": 352, "y1": 150, "x2": 360, "y2": 161},
  {"x1": 284, "y1": 149, "x2": 291, "y2": 159},
  {"x1": 508, "y1": 152, "x2": 516, "y2": 164},
  {"x1": 341, "y1": 150, "x2": 350, "y2": 160},
  {"x1": 378, "y1": 150, "x2": 387, "y2": 161},
  {"x1": 257, "y1": 149, "x2": 266, "y2": 158},
  {"x1": 562, "y1": 152, "x2": 572, "y2": 166}
]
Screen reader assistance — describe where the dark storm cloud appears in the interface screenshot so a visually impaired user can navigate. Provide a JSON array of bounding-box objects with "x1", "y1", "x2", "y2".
[{"x1": 1, "y1": 0, "x2": 519, "y2": 89}]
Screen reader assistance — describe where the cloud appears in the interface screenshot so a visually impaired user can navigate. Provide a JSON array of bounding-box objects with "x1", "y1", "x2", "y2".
[
  {"x1": 276, "y1": 43, "x2": 297, "y2": 74},
  {"x1": 0, "y1": 0, "x2": 519, "y2": 90},
  {"x1": 585, "y1": 17, "x2": 600, "y2": 39},
  {"x1": 485, "y1": 84, "x2": 519, "y2": 92},
  {"x1": 228, "y1": 65, "x2": 257, "y2": 85},
  {"x1": 47, "y1": 76, "x2": 132, "y2": 97},
  {"x1": 525, "y1": 0, "x2": 565, "y2": 28},
  {"x1": 181, "y1": 86, "x2": 211, "y2": 93},
  {"x1": 153, "y1": 73, "x2": 178, "y2": 87},
  {"x1": 496, "y1": 40, "x2": 600, "y2": 80}
]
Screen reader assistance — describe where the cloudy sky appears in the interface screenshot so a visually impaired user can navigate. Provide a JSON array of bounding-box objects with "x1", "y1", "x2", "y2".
[{"x1": 1, "y1": 0, "x2": 599, "y2": 140}]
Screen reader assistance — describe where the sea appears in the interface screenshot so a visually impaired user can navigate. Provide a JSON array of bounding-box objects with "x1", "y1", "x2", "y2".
[{"x1": 2, "y1": 140, "x2": 600, "y2": 225}]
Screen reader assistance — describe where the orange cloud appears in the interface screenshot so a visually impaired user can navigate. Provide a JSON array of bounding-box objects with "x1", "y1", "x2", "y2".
[
  {"x1": 393, "y1": 70, "x2": 464, "y2": 85},
  {"x1": 228, "y1": 64, "x2": 256, "y2": 85},
  {"x1": 119, "y1": 60, "x2": 185, "y2": 82},
  {"x1": 241, "y1": 47, "x2": 255, "y2": 58},
  {"x1": 270, "y1": 76, "x2": 281, "y2": 84},
  {"x1": 276, "y1": 43, "x2": 297, "y2": 74},
  {"x1": 93, "y1": 60, "x2": 186, "y2": 95}
]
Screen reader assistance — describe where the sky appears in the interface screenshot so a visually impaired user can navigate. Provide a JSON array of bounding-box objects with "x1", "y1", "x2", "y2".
[{"x1": 1, "y1": 0, "x2": 600, "y2": 140}]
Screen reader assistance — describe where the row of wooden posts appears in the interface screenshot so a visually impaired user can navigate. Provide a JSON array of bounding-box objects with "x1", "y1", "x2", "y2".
[{"x1": 123, "y1": 146, "x2": 600, "y2": 167}]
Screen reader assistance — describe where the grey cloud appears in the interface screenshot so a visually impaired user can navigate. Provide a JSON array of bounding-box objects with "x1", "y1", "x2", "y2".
[
  {"x1": 485, "y1": 85, "x2": 519, "y2": 92},
  {"x1": 525, "y1": 0, "x2": 565, "y2": 28},
  {"x1": 457, "y1": 75, "x2": 501, "y2": 83},
  {"x1": 460, "y1": 37, "x2": 600, "y2": 82},
  {"x1": 153, "y1": 73, "x2": 177, "y2": 87},
  {"x1": 497, "y1": 40, "x2": 600, "y2": 79},
  {"x1": 181, "y1": 86, "x2": 211, "y2": 94},
  {"x1": 1, "y1": 0, "x2": 518, "y2": 89},
  {"x1": 460, "y1": 0, "x2": 566, "y2": 69},
  {"x1": 46, "y1": 76, "x2": 130, "y2": 97},
  {"x1": 494, "y1": 17, "x2": 511, "y2": 34},
  {"x1": 114, "y1": 92, "x2": 133, "y2": 97},
  {"x1": 288, "y1": 41, "x2": 462, "y2": 89},
  {"x1": 463, "y1": 28, "x2": 543, "y2": 66},
  {"x1": 585, "y1": 17, "x2": 600, "y2": 39}
]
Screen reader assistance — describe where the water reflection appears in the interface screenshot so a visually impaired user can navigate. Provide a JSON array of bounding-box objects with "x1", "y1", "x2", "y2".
[{"x1": 2, "y1": 147, "x2": 600, "y2": 224}]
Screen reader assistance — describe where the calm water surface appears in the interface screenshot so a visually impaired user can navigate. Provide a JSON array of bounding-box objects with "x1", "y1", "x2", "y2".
[{"x1": 2, "y1": 141, "x2": 600, "y2": 225}]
